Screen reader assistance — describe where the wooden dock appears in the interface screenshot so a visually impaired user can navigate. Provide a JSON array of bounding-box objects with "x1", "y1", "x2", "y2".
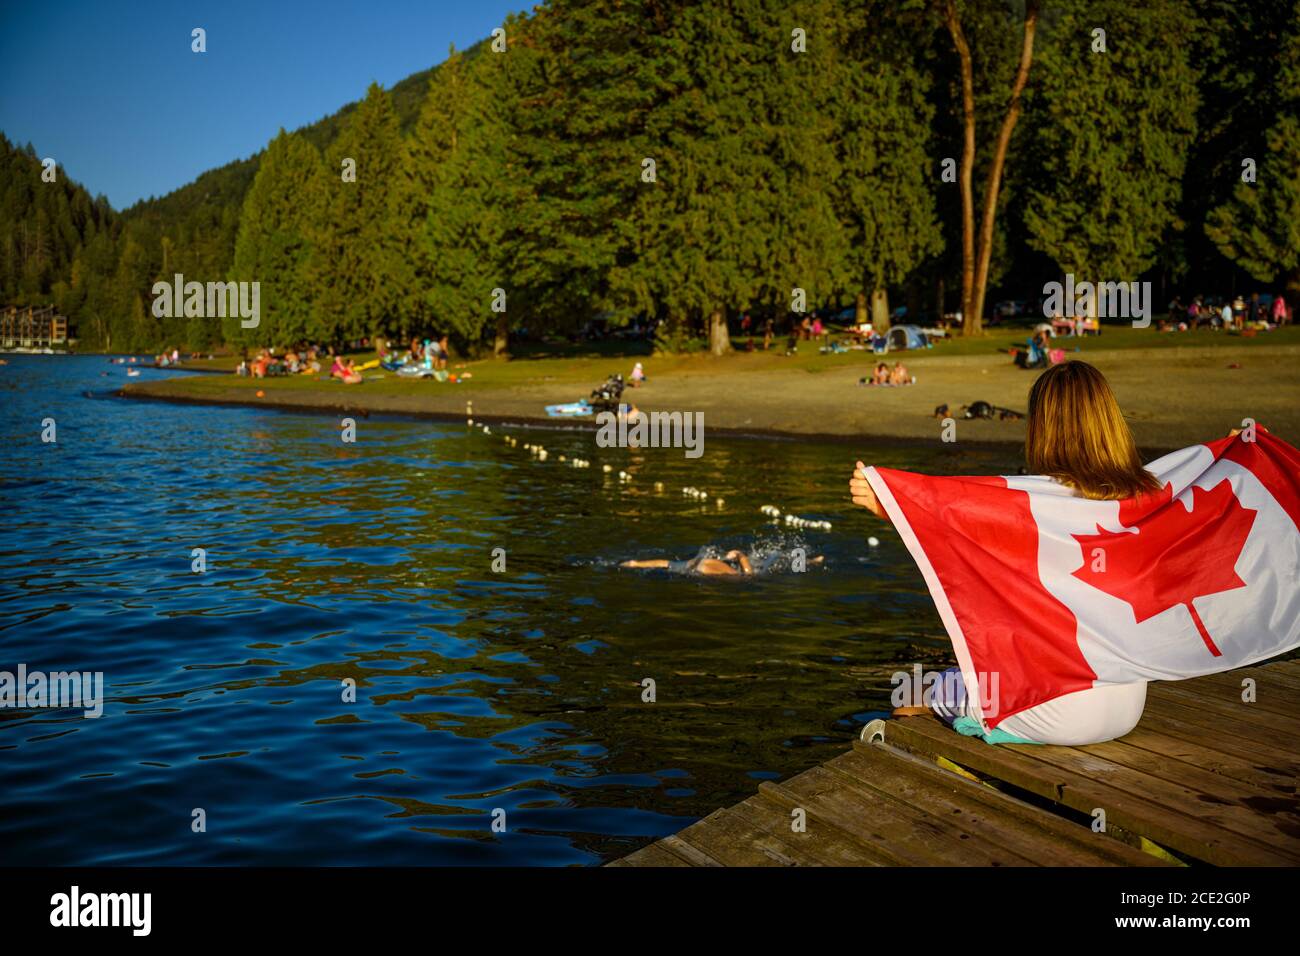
[{"x1": 611, "y1": 660, "x2": 1300, "y2": 867}]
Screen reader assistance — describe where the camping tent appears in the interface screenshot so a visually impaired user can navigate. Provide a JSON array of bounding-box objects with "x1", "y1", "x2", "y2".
[{"x1": 886, "y1": 325, "x2": 929, "y2": 351}]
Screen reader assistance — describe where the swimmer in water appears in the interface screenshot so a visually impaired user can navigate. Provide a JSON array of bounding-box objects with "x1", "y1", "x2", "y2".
[{"x1": 621, "y1": 549, "x2": 823, "y2": 575}]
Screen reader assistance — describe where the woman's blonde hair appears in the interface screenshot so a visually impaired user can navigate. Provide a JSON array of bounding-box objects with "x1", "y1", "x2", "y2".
[{"x1": 1025, "y1": 361, "x2": 1161, "y2": 500}]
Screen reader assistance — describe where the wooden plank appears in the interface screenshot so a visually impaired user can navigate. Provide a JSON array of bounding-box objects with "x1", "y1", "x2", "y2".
[
  {"x1": 1005, "y1": 745, "x2": 1300, "y2": 864},
  {"x1": 1073, "y1": 737, "x2": 1300, "y2": 838},
  {"x1": 1241, "y1": 661, "x2": 1300, "y2": 687},
  {"x1": 837, "y1": 744, "x2": 1164, "y2": 866},
  {"x1": 755, "y1": 778, "x2": 929, "y2": 865},
  {"x1": 1266, "y1": 659, "x2": 1300, "y2": 679},
  {"x1": 1142, "y1": 686, "x2": 1299, "y2": 748},
  {"x1": 763, "y1": 766, "x2": 1037, "y2": 865},
  {"x1": 1115, "y1": 725, "x2": 1299, "y2": 795},
  {"x1": 1140, "y1": 695, "x2": 1300, "y2": 771},
  {"x1": 611, "y1": 842, "x2": 694, "y2": 867},
  {"x1": 1132, "y1": 705, "x2": 1296, "y2": 762},
  {"x1": 887, "y1": 716, "x2": 1073, "y2": 797},
  {"x1": 659, "y1": 833, "x2": 724, "y2": 867},
  {"x1": 741, "y1": 792, "x2": 897, "y2": 866},
  {"x1": 1197, "y1": 662, "x2": 1300, "y2": 692},
  {"x1": 886, "y1": 716, "x2": 1294, "y2": 865},
  {"x1": 609, "y1": 662, "x2": 1300, "y2": 868},
  {"x1": 1181, "y1": 670, "x2": 1300, "y2": 717},
  {"x1": 662, "y1": 807, "x2": 809, "y2": 867},
  {"x1": 1148, "y1": 682, "x2": 1300, "y2": 740}
]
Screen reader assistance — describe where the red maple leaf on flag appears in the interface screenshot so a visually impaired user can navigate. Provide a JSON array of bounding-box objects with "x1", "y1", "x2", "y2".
[{"x1": 1071, "y1": 480, "x2": 1257, "y2": 657}]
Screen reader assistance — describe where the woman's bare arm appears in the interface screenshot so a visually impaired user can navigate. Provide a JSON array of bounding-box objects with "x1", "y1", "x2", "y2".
[{"x1": 849, "y1": 461, "x2": 889, "y2": 520}]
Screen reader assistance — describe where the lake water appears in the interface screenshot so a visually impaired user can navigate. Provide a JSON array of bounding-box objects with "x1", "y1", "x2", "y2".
[{"x1": 0, "y1": 355, "x2": 1021, "y2": 865}]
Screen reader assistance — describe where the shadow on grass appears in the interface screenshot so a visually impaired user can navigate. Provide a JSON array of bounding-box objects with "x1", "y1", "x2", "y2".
[{"x1": 507, "y1": 337, "x2": 661, "y2": 361}]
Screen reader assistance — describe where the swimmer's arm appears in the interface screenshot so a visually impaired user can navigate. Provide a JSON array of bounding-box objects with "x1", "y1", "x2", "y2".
[
  {"x1": 620, "y1": 559, "x2": 670, "y2": 568},
  {"x1": 850, "y1": 461, "x2": 889, "y2": 521},
  {"x1": 694, "y1": 558, "x2": 739, "y2": 575},
  {"x1": 724, "y1": 550, "x2": 754, "y2": 574}
]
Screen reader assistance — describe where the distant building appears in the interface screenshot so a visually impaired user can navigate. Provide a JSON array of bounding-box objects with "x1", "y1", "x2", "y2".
[{"x1": 1, "y1": 304, "x2": 71, "y2": 349}]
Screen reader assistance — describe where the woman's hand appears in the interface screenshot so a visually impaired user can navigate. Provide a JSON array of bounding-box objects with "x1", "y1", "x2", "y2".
[
  {"x1": 1228, "y1": 422, "x2": 1268, "y2": 438},
  {"x1": 850, "y1": 461, "x2": 887, "y2": 519}
]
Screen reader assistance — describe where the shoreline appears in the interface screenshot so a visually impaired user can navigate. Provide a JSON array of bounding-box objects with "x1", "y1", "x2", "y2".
[
  {"x1": 115, "y1": 383, "x2": 1036, "y2": 453},
  {"x1": 114, "y1": 337, "x2": 1300, "y2": 458}
]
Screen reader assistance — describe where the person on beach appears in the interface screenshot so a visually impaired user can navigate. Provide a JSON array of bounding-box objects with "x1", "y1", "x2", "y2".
[
  {"x1": 622, "y1": 549, "x2": 824, "y2": 576},
  {"x1": 849, "y1": 361, "x2": 1158, "y2": 744},
  {"x1": 331, "y1": 356, "x2": 362, "y2": 385},
  {"x1": 1272, "y1": 295, "x2": 1290, "y2": 326},
  {"x1": 428, "y1": 335, "x2": 449, "y2": 370}
]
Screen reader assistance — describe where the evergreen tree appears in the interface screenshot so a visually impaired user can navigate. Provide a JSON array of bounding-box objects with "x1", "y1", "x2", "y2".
[
  {"x1": 112, "y1": 231, "x2": 153, "y2": 350},
  {"x1": 309, "y1": 82, "x2": 406, "y2": 345},
  {"x1": 1205, "y1": 0, "x2": 1300, "y2": 301},
  {"x1": 832, "y1": 0, "x2": 943, "y2": 330},
  {"x1": 1023, "y1": 0, "x2": 1198, "y2": 313},
  {"x1": 616, "y1": 0, "x2": 847, "y2": 354},
  {"x1": 504, "y1": 0, "x2": 670, "y2": 341},
  {"x1": 401, "y1": 41, "x2": 513, "y2": 352},
  {"x1": 228, "y1": 129, "x2": 324, "y2": 351}
]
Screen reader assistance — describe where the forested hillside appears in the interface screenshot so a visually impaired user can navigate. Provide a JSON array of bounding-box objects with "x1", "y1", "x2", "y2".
[{"x1": 3, "y1": 0, "x2": 1296, "y2": 355}]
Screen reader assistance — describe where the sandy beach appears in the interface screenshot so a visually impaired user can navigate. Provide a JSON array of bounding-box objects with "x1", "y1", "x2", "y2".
[{"x1": 120, "y1": 334, "x2": 1300, "y2": 455}]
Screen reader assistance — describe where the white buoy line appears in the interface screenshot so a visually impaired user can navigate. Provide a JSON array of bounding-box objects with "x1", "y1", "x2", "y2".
[
  {"x1": 467, "y1": 419, "x2": 859, "y2": 539},
  {"x1": 759, "y1": 504, "x2": 832, "y2": 532}
]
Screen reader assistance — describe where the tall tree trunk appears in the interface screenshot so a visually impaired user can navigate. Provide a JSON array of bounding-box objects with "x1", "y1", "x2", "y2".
[
  {"x1": 708, "y1": 309, "x2": 731, "y2": 356},
  {"x1": 945, "y1": 0, "x2": 977, "y2": 336},
  {"x1": 493, "y1": 313, "x2": 509, "y2": 358},
  {"x1": 943, "y1": 0, "x2": 1040, "y2": 337},
  {"x1": 871, "y1": 287, "x2": 891, "y2": 332},
  {"x1": 854, "y1": 290, "x2": 869, "y2": 325}
]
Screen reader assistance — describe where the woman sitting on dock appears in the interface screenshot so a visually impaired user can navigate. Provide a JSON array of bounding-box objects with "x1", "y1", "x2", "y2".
[{"x1": 850, "y1": 361, "x2": 1158, "y2": 745}]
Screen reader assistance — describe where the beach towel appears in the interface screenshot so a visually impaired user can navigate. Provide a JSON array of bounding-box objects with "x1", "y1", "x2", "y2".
[{"x1": 865, "y1": 430, "x2": 1300, "y2": 730}]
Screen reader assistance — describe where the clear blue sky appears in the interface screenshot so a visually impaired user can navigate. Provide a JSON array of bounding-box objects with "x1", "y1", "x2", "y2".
[{"x1": 0, "y1": 0, "x2": 525, "y2": 209}]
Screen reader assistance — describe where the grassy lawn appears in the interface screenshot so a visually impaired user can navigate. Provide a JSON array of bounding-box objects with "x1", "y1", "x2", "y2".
[{"x1": 169, "y1": 322, "x2": 1300, "y2": 394}]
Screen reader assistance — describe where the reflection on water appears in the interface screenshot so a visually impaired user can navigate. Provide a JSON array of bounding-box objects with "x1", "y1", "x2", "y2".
[{"x1": 0, "y1": 355, "x2": 1021, "y2": 865}]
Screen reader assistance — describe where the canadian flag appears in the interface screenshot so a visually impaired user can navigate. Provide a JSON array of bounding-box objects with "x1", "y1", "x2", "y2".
[{"x1": 865, "y1": 431, "x2": 1300, "y2": 729}]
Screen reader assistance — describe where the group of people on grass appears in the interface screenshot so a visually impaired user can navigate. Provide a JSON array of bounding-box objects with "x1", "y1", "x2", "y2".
[
  {"x1": 1166, "y1": 293, "x2": 1291, "y2": 331},
  {"x1": 862, "y1": 360, "x2": 912, "y2": 386},
  {"x1": 379, "y1": 335, "x2": 451, "y2": 372},
  {"x1": 232, "y1": 332, "x2": 458, "y2": 385},
  {"x1": 738, "y1": 312, "x2": 830, "y2": 353},
  {"x1": 237, "y1": 346, "x2": 325, "y2": 379}
]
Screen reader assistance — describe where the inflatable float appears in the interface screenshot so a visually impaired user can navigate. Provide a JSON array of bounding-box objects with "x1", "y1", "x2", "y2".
[{"x1": 545, "y1": 400, "x2": 594, "y2": 418}]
